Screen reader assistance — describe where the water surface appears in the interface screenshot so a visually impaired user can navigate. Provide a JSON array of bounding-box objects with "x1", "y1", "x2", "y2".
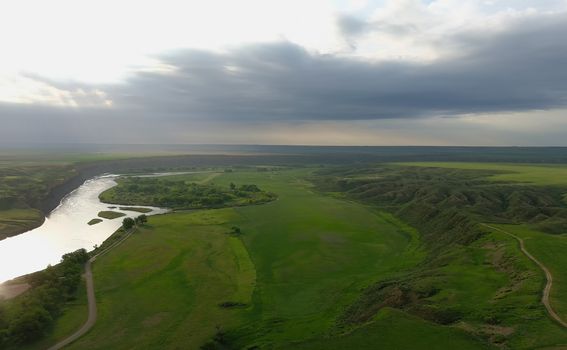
[{"x1": 0, "y1": 175, "x2": 168, "y2": 283}]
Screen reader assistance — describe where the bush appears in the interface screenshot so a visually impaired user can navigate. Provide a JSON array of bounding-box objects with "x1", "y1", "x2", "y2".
[{"x1": 122, "y1": 217, "x2": 135, "y2": 230}]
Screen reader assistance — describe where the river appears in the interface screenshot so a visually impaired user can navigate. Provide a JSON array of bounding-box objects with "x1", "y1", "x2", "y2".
[{"x1": 0, "y1": 175, "x2": 169, "y2": 283}]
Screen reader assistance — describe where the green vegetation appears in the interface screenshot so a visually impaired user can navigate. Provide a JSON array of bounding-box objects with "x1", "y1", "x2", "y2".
[
  {"x1": 118, "y1": 207, "x2": 152, "y2": 213},
  {"x1": 65, "y1": 210, "x2": 255, "y2": 349},
  {"x1": 54, "y1": 169, "x2": 499, "y2": 350},
  {"x1": 316, "y1": 165, "x2": 567, "y2": 238},
  {"x1": 0, "y1": 249, "x2": 89, "y2": 348},
  {"x1": 312, "y1": 164, "x2": 567, "y2": 348},
  {"x1": 97, "y1": 211, "x2": 126, "y2": 220},
  {"x1": 87, "y1": 218, "x2": 103, "y2": 226},
  {"x1": 135, "y1": 214, "x2": 147, "y2": 225},
  {"x1": 486, "y1": 224, "x2": 567, "y2": 320},
  {"x1": 121, "y1": 217, "x2": 135, "y2": 230},
  {"x1": 0, "y1": 164, "x2": 77, "y2": 238},
  {"x1": 0, "y1": 209, "x2": 44, "y2": 240},
  {"x1": 13, "y1": 162, "x2": 567, "y2": 349},
  {"x1": 398, "y1": 162, "x2": 567, "y2": 186},
  {"x1": 17, "y1": 282, "x2": 88, "y2": 350},
  {"x1": 295, "y1": 308, "x2": 487, "y2": 350},
  {"x1": 99, "y1": 176, "x2": 276, "y2": 209}
]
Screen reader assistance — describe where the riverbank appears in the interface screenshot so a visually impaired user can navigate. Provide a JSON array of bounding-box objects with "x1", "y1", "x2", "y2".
[
  {"x1": 1, "y1": 152, "x2": 363, "y2": 241},
  {"x1": 0, "y1": 174, "x2": 168, "y2": 283},
  {"x1": 0, "y1": 221, "x2": 136, "y2": 302}
]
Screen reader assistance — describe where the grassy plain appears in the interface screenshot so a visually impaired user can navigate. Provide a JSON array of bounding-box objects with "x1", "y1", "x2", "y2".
[
  {"x1": 30, "y1": 165, "x2": 567, "y2": 349},
  {"x1": 67, "y1": 209, "x2": 255, "y2": 349},
  {"x1": 51, "y1": 168, "x2": 496, "y2": 349}
]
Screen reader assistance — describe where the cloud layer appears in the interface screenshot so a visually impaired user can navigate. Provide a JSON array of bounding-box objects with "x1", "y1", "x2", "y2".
[
  {"x1": 59, "y1": 13, "x2": 567, "y2": 120},
  {"x1": 1, "y1": 1, "x2": 567, "y2": 145}
]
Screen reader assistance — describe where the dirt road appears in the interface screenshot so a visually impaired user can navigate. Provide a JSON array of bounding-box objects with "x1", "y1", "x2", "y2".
[
  {"x1": 482, "y1": 223, "x2": 567, "y2": 329},
  {"x1": 47, "y1": 229, "x2": 135, "y2": 350}
]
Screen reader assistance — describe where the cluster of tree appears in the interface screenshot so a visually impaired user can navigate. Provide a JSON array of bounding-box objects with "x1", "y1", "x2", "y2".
[
  {"x1": 0, "y1": 249, "x2": 89, "y2": 347},
  {"x1": 101, "y1": 177, "x2": 275, "y2": 210},
  {"x1": 121, "y1": 215, "x2": 147, "y2": 230}
]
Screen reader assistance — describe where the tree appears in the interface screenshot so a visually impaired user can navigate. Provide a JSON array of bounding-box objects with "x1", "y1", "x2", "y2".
[
  {"x1": 230, "y1": 226, "x2": 242, "y2": 235},
  {"x1": 122, "y1": 217, "x2": 135, "y2": 230},
  {"x1": 136, "y1": 214, "x2": 147, "y2": 225},
  {"x1": 229, "y1": 182, "x2": 236, "y2": 190}
]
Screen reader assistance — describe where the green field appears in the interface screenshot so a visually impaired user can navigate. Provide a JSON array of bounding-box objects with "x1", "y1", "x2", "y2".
[
  {"x1": 47, "y1": 168, "x2": 500, "y2": 349},
  {"x1": 66, "y1": 210, "x2": 253, "y2": 349},
  {"x1": 18, "y1": 165, "x2": 567, "y2": 349},
  {"x1": 398, "y1": 162, "x2": 567, "y2": 186}
]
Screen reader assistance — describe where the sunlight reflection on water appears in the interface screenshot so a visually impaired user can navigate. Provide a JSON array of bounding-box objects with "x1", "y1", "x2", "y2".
[{"x1": 0, "y1": 175, "x2": 168, "y2": 283}]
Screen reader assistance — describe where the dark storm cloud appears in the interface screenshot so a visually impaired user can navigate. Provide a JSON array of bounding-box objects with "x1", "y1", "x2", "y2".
[
  {"x1": 97, "y1": 12, "x2": 567, "y2": 121},
  {"x1": 1, "y1": 12, "x2": 567, "y2": 144}
]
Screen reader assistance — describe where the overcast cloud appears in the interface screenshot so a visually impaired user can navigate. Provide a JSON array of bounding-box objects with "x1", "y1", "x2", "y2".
[{"x1": 0, "y1": 0, "x2": 566, "y2": 145}]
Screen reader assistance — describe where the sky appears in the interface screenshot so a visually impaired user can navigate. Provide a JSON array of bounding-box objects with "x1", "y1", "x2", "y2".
[{"x1": 1, "y1": 0, "x2": 567, "y2": 146}]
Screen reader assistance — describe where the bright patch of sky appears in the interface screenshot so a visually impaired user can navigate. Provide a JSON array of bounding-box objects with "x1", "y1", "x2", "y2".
[{"x1": 2, "y1": 1, "x2": 565, "y2": 87}]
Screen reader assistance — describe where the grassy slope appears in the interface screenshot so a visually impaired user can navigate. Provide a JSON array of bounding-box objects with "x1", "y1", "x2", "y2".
[
  {"x1": 0, "y1": 209, "x2": 44, "y2": 240},
  {"x1": 432, "y1": 231, "x2": 567, "y2": 349},
  {"x1": 214, "y1": 170, "x2": 426, "y2": 347},
  {"x1": 54, "y1": 169, "x2": 492, "y2": 349},
  {"x1": 294, "y1": 308, "x2": 486, "y2": 350},
  {"x1": 397, "y1": 162, "x2": 567, "y2": 186},
  {"x1": 391, "y1": 162, "x2": 567, "y2": 347},
  {"x1": 492, "y1": 225, "x2": 567, "y2": 323},
  {"x1": 68, "y1": 209, "x2": 254, "y2": 350}
]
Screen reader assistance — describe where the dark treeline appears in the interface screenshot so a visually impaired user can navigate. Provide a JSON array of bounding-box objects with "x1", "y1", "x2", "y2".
[
  {"x1": 0, "y1": 249, "x2": 89, "y2": 347},
  {"x1": 100, "y1": 177, "x2": 274, "y2": 209}
]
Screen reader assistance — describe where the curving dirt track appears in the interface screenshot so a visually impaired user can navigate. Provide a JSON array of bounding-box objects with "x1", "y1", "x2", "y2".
[
  {"x1": 482, "y1": 223, "x2": 567, "y2": 329},
  {"x1": 47, "y1": 229, "x2": 135, "y2": 350}
]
